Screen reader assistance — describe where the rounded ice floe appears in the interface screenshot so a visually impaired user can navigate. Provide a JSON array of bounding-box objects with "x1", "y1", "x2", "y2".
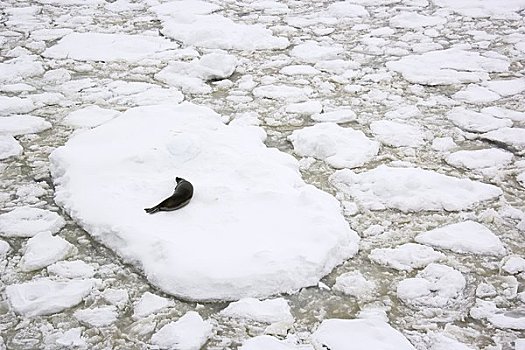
[
  {"x1": 397, "y1": 263, "x2": 465, "y2": 307},
  {"x1": 333, "y1": 271, "x2": 376, "y2": 298},
  {"x1": 285, "y1": 100, "x2": 323, "y2": 115},
  {"x1": 239, "y1": 335, "x2": 296, "y2": 350},
  {"x1": 0, "y1": 135, "x2": 23, "y2": 160},
  {"x1": 220, "y1": 297, "x2": 293, "y2": 324},
  {"x1": 133, "y1": 292, "x2": 174, "y2": 319},
  {"x1": 47, "y1": 260, "x2": 95, "y2": 279},
  {"x1": 452, "y1": 84, "x2": 501, "y2": 104},
  {"x1": 253, "y1": 84, "x2": 312, "y2": 102},
  {"x1": 43, "y1": 68, "x2": 71, "y2": 84},
  {"x1": 105, "y1": 81, "x2": 184, "y2": 106},
  {"x1": 0, "y1": 207, "x2": 66, "y2": 237},
  {"x1": 446, "y1": 108, "x2": 512, "y2": 133},
  {"x1": 326, "y1": 2, "x2": 369, "y2": 18},
  {"x1": 50, "y1": 103, "x2": 359, "y2": 301},
  {"x1": 483, "y1": 78, "x2": 525, "y2": 97},
  {"x1": 19, "y1": 231, "x2": 74, "y2": 272},
  {"x1": 288, "y1": 122, "x2": 379, "y2": 169},
  {"x1": 480, "y1": 128, "x2": 525, "y2": 153},
  {"x1": 74, "y1": 306, "x2": 118, "y2": 327},
  {"x1": 470, "y1": 299, "x2": 525, "y2": 330},
  {"x1": 0, "y1": 96, "x2": 35, "y2": 116},
  {"x1": 0, "y1": 239, "x2": 10, "y2": 258},
  {"x1": 445, "y1": 148, "x2": 513, "y2": 170},
  {"x1": 43, "y1": 32, "x2": 179, "y2": 62},
  {"x1": 312, "y1": 108, "x2": 356, "y2": 123},
  {"x1": 311, "y1": 318, "x2": 416, "y2": 350},
  {"x1": 62, "y1": 105, "x2": 122, "y2": 129},
  {"x1": 150, "y1": 311, "x2": 212, "y2": 350},
  {"x1": 6, "y1": 278, "x2": 97, "y2": 316},
  {"x1": 369, "y1": 243, "x2": 445, "y2": 272},
  {"x1": 386, "y1": 48, "x2": 509, "y2": 85},
  {"x1": 290, "y1": 42, "x2": 344, "y2": 63},
  {"x1": 0, "y1": 114, "x2": 51, "y2": 135},
  {"x1": 330, "y1": 165, "x2": 502, "y2": 212},
  {"x1": 501, "y1": 256, "x2": 525, "y2": 275},
  {"x1": 389, "y1": 12, "x2": 446, "y2": 29},
  {"x1": 370, "y1": 120, "x2": 427, "y2": 147},
  {"x1": 416, "y1": 221, "x2": 505, "y2": 256}
]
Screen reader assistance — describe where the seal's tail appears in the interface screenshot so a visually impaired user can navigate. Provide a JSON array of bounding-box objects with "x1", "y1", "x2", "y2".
[{"x1": 144, "y1": 206, "x2": 160, "y2": 214}]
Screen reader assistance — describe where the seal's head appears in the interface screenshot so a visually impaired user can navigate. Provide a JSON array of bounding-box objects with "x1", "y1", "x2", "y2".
[{"x1": 176, "y1": 177, "x2": 183, "y2": 183}]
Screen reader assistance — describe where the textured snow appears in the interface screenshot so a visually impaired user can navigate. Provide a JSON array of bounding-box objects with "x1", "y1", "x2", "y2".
[
  {"x1": 369, "y1": 243, "x2": 445, "y2": 271},
  {"x1": 480, "y1": 128, "x2": 525, "y2": 152},
  {"x1": 330, "y1": 165, "x2": 502, "y2": 212},
  {"x1": 291, "y1": 42, "x2": 344, "y2": 62},
  {"x1": 47, "y1": 260, "x2": 95, "y2": 279},
  {"x1": 452, "y1": 84, "x2": 501, "y2": 104},
  {"x1": 311, "y1": 318, "x2": 416, "y2": 350},
  {"x1": 370, "y1": 120, "x2": 427, "y2": 147},
  {"x1": 6, "y1": 278, "x2": 97, "y2": 316},
  {"x1": 133, "y1": 292, "x2": 174, "y2": 319},
  {"x1": 333, "y1": 271, "x2": 376, "y2": 298},
  {"x1": 288, "y1": 123, "x2": 379, "y2": 169},
  {"x1": 150, "y1": 311, "x2": 213, "y2": 350},
  {"x1": 0, "y1": 207, "x2": 66, "y2": 237},
  {"x1": 19, "y1": 231, "x2": 74, "y2": 272},
  {"x1": 0, "y1": 56, "x2": 44, "y2": 84},
  {"x1": 101, "y1": 288, "x2": 129, "y2": 307},
  {"x1": 0, "y1": 135, "x2": 23, "y2": 160},
  {"x1": 63, "y1": 106, "x2": 122, "y2": 129},
  {"x1": 326, "y1": 2, "x2": 369, "y2": 18},
  {"x1": 220, "y1": 297, "x2": 293, "y2": 324},
  {"x1": 0, "y1": 115, "x2": 51, "y2": 135},
  {"x1": 447, "y1": 108, "x2": 512, "y2": 133},
  {"x1": 312, "y1": 108, "x2": 357, "y2": 123},
  {"x1": 481, "y1": 107, "x2": 525, "y2": 122},
  {"x1": 43, "y1": 33, "x2": 178, "y2": 62},
  {"x1": 483, "y1": 78, "x2": 525, "y2": 96},
  {"x1": 50, "y1": 103, "x2": 359, "y2": 301},
  {"x1": 74, "y1": 306, "x2": 118, "y2": 327},
  {"x1": 55, "y1": 328, "x2": 86, "y2": 348},
  {"x1": 415, "y1": 221, "x2": 506, "y2": 256},
  {"x1": 253, "y1": 84, "x2": 312, "y2": 102},
  {"x1": 431, "y1": 137, "x2": 457, "y2": 152},
  {"x1": 389, "y1": 12, "x2": 446, "y2": 29},
  {"x1": 445, "y1": 149, "x2": 513, "y2": 170},
  {"x1": 285, "y1": 100, "x2": 323, "y2": 115}
]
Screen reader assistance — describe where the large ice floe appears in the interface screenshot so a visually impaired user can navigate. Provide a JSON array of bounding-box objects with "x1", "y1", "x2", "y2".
[
  {"x1": 50, "y1": 102, "x2": 359, "y2": 301},
  {"x1": 330, "y1": 165, "x2": 502, "y2": 212}
]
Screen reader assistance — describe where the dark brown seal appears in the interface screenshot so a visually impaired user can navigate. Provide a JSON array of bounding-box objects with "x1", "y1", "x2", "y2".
[{"x1": 144, "y1": 177, "x2": 193, "y2": 214}]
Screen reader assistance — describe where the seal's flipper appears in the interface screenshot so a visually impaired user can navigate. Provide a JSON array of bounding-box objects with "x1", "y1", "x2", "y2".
[{"x1": 144, "y1": 206, "x2": 160, "y2": 214}]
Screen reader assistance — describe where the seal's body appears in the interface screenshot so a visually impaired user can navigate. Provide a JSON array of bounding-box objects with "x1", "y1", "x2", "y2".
[{"x1": 145, "y1": 177, "x2": 193, "y2": 214}]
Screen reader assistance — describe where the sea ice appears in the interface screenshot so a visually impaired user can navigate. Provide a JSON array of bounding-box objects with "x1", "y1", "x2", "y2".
[
  {"x1": 253, "y1": 84, "x2": 312, "y2": 102},
  {"x1": 386, "y1": 48, "x2": 509, "y2": 85},
  {"x1": 150, "y1": 0, "x2": 220, "y2": 17},
  {"x1": 280, "y1": 65, "x2": 321, "y2": 76},
  {"x1": 330, "y1": 165, "x2": 502, "y2": 212},
  {"x1": 19, "y1": 231, "x2": 74, "y2": 272},
  {"x1": 150, "y1": 311, "x2": 213, "y2": 350},
  {"x1": 0, "y1": 207, "x2": 66, "y2": 237},
  {"x1": 312, "y1": 108, "x2": 357, "y2": 123},
  {"x1": 0, "y1": 135, "x2": 23, "y2": 160},
  {"x1": 0, "y1": 239, "x2": 10, "y2": 258},
  {"x1": 434, "y1": 0, "x2": 525, "y2": 18},
  {"x1": 288, "y1": 123, "x2": 379, "y2": 169},
  {"x1": 431, "y1": 137, "x2": 457, "y2": 152},
  {"x1": 0, "y1": 55, "x2": 44, "y2": 84},
  {"x1": 481, "y1": 107, "x2": 525, "y2": 122},
  {"x1": 369, "y1": 243, "x2": 445, "y2": 271},
  {"x1": 0, "y1": 114, "x2": 51, "y2": 135},
  {"x1": 220, "y1": 297, "x2": 293, "y2": 324},
  {"x1": 370, "y1": 120, "x2": 427, "y2": 147},
  {"x1": 445, "y1": 149, "x2": 513, "y2": 170},
  {"x1": 102, "y1": 288, "x2": 129, "y2": 308},
  {"x1": 133, "y1": 292, "x2": 174, "y2": 319},
  {"x1": 55, "y1": 328, "x2": 86, "y2": 348},
  {"x1": 74, "y1": 306, "x2": 118, "y2": 327},
  {"x1": 63, "y1": 105, "x2": 122, "y2": 129},
  {"x1": 285, "y1": 100, "x2": 323, "y2": 115},
  {"x1": 47, "y1": 260, "x2": 95, "y2": 279},
  {"x1": 429, "y1": 333, "x2": 475, "y2": 350},
  {"x1": 43, "y1": 33, "x2": 178, "y2": 62},
  {"x1": 0, "y1": 96, "x2": 35, "y2": 116},
  {"x1": 446, "y1": 108, "x2": 512, "y2": 133},
  {"x1": 332, "y1": 271, "x2": 376, "y2": 298},
  {"x1": 452, "y1": 84, "x2": 501, "y2": 104},
  {"x1": 326, "y1": 2, "x2": 369, "y2": 18},
  {"x1": 290, "y1": 41, "x2": 344, "y2": 62},
  {"x1": 470, "y1": 299, "x2": 525, "y2": 330},
  {"x1": 480, "y1": 127, "x2": 525, "y2": 153},
  {"x1": 6, "y1": 278, "x2": 97, "y2": 316},
  {"x1": 239, "y1": 335, "x2": 297, "y2": 350},
  {"x1": 501, "y1": 256, "x2": 525, "y2": 274},
  {"x1": 397, "y1": 264, "x2": 466, "y2": 307},
  {"x1": 389, "y1": 12, "x2": 446, "y2": 29},
  {"x1": 384, "y1": 105, "x2": 421, "y2": 120},
  {"x1": 50, "y1": 103, "x2": 359, "y2": 301},
  {"x1": 311, "y1": 318, "x2": 416, "y2": 350},
  {"x1": 483, "y1": 78, "x2": 525, "y2": 97}
]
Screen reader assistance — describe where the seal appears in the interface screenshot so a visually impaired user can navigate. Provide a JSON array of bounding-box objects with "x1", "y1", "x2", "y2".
[{"x1": 144, "y1": 177, "x2": 194, "y2": 214}]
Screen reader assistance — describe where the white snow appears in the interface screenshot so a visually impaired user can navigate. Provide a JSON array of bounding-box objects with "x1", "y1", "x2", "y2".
[
  {"x1": 483, "y1": 78, "x2": 525, "y2": 97},
  {"x1": 386, "y1": 48, "x2": 509, "y2": 85},
  {"x1": 150, "y1": 0, "x2": 220, "y2": 17},
  {"x1": 470, "y1": 299, "x2": 525, "y2": 330},
  {"x1": 0, "y1": 56, "x2": 44, "y2": 84},
  {"x1": 333, "y1": 271, "x2": 376, "y2": 298},
  {"x1": 253, "y1": 84, "x2": 312, "y2": 102},
  {"x1": 429, "y1": 334, "x2": 475, "y2": 350},
  {"x1": 326, "y1": 2, "x2": 369, "y2": 18},
  {"x1": 384, "y1": 105, "x2": 421, "y2": 120},
  {"x1": 280, "y1": 65, "x2": 320, "y2": 76},
  {"x1": 133, "y1": 292, "x2": 174, "y2": 319},
  {"x1": 6, "y1": 278, "x2": 97, "y2": 316},
  {"x1": 452, "y1": 84, "x2": 501, "y2": 104},
  {"x1": 239, "y1": 335, "x2": 297, "y2": 350},
  {"x1": 311, "y1": 318, "x2": 416, "y2": 350},
  {"x1": 102, "y1": 288, "x2": 129, "y2": 307},
  {"x1": 55, "y1": 328, "x2": 86, "y2": 348},
  {"x1": 0, "y1": 115, "x2": 51, "y2": 135},
  {"x1": 434, "y1": 0, "x2": 525, "y2": 18},
  {"x1": 431, "y1": 137, "x2": 457, "y2": 152},
  {"x1": 370, "y1": 120, "x2": 427, "y2": 147},
  {"x1": 285, "y1": 100, "x2": 323, "y2": 115},
  {"x1": 19, "y1": 231, "x2": 74, "y2": 272},
  {"x1": 445, "y1": 149, "x2": 513, "y2": 170},
  {"x1": 0, "y1": 207, "x2": 66, "y2": 237},
  {"x1": 63, "y1": 105, "x2": 122, "y2": 129},
  {"x1": 481, "y1": 107, "x2": 525, "y2": 122},
  {"x1": 447, "y1": 108, "x2": 512, "y2": 133},
  {"x1": 150, "y1": 311, "x2": 213, "y2": 350},
  {"x1": 501, "y1": 256, "x2": 525, "y2": 274},
  {"x1": 47, "y1": 260, "x2": 95, "y2": 279},
  {"x1": 397, "y1": 263, "x2": 466, "y2": 307},
  {"x1": 480, "y1": 128, "x2": 525, "y2": 152},
  {"x1": 0, "y1": 239, "x2": 10, "y2": 258},
  {"x1": 518, "y1": 172, "x2": 525, "y2": 188},
  {"x1": 288, "y1": 122, "x2": 379, "y2": 169},
  {"x1": 369, "y1": 243, "x2": 445, "y2": 271},
  {"x1": 415, "y1": 221, "x2": 505, "y2": 256},
  {"x1": 0, "y1": 135, "x2": 23, "y2": 160},
  {"x1": 389, "y1": 12, "x2": 446, "y2": 29},
  {"x1": 0, "y1": 97, "x2": 36, "y2": 116},
  {"x1": 290, "y1": 42, "x2": 344, "y2": 62},
  {"x1": 50, "y1": 103, "x2": 359, "y2": 301},
  {"x1": 74, "y1": 306, "x2": 118, "y2": 327},
  {"x1": 220, "y1": 297, "x2": 293, "y2": 324},
  {"x1": 43, "y1": 33, "x2": 178, "y2": 62},
  {"x1": 312, "y1": 108, "x2": 357, "y2": 123},
  {"x1": 330, "y1": 165, "x2": 502, "y2": 212}
]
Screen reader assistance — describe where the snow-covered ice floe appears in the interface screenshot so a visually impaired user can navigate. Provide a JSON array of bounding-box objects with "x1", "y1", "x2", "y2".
[
  {"x1": 470, "y1": 299, "x2": 525, "y2": 330},
  {"x1": 0, "y1": 206, "x2": 65, "y2": 237},
  {"x1": 50, "y1": 102, "x2": 359, "y2": 301},
  {"x1": 19, "y1": 231, "x2": 75, "y2": 272},
  {"x1": 369, "y1": 243, "x2": 445, "y2": 272},
  {"x1": 220, "y1": 297, "x2": 293, "y2": 324},
  {"x1": 150, "y1": 311, "x2": 213, "y2": 350},
  {"x1": 330, "y1": 165, "x2": 502, "y2": 212}
]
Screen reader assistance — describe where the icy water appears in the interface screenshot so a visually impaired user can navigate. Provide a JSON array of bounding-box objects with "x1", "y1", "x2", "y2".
[{"x1": 1, "y1": 0, "x2": 525, "y2": 349}]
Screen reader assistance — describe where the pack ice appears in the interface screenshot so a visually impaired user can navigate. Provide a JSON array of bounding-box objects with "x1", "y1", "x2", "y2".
[{"x1": 49, "y1": 102, "x2": 359, "y2": 301}]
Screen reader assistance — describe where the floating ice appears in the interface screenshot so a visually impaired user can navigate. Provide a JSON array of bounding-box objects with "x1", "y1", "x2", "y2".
[
  {"x1": 240, "y1": 335, "x2": 297, "y2": 350},
  {"x1": 6, "y1": 278, "x2": 97, "y2": 316},
  {"x1": 0, "y1": 239, "x2": 10, "y2": 258},
  {"x1": 452, "y1": 84, "x2": 501, "y2": 104},
  {"x1": 285, "y1": 100, "x2": 323, "y2": 115},
  {"x1": 220, "y1": 297, "x2": 293, "y2": 324},
  {"x1": 47, "y1": 260, "x2": 95, "y2": 279},
  {"x1": 311, "y1": 318, "x2": 416, "y2": 350},
  {"x1": 312, "y1": 108, "x2": 357, "y2": 123},
  {"x1": 74, "y1": 306, "x2": 118, "y2": 327},
  {"x1": 97, "y1": 81, "x2": 184, "y2": 107},
  {"x1": 150, "y1": 311, "x2": 213, "y2": 350},
  {"x1": 288, "y1": 123, "x2": 379, "y2": 169},
  {"x1": 0, "y1": 207, "x2": 66, "y2": 237},
  {"x1": 102, "y1": 288, "x2": 129, "y2": 307},
  {"x1": 446, "y1": 108, "x2": 512, "y2": 133},
  {"x1": 280, "y1": 65, "x2": 321, "y2": 76},
  {"x1": 150, "y1": 0, "x2": 220, "y2": 17},
  {"x1": 326, "y1": 2, "x2": 369, "y2": 18},
  {"x1": 0, "y1": 114, "x2": 51, "y2": 135},
  {"x1": 429, "y1": 333, "x2": 475, "y2": 350},
  {"x1": 370, "y1": 120, "x2": 427, "y2": 147},
  {"x1": 0, "y1": 96, "x2": 36, "y2": 116},
  {"x1": 384, "y1": 105, "x2": 421, "y2": 120},
  {"x1": 483, "y1": 78, "x2": 525, "y2": 97},
  {"x1": 330, "y1": 165, "x2": 502, "y2": 212},
  {"x1": 50, "y1": 103, "x2": 359, "y2": 301},
  {"x1": 431, "y1": 137, "x2": 457, "y2": 152},
  {"x1": 0, "y1": 135, "x2": 23, "y2": 160},
  {"x1": 43, "y1": 33, "x2": 178, "y2": 62},
  {"x1": 369, "y1": 243, "x2": 445, "y2": 271},
  {"x1": 445, "y1": 149, "x2": 513, "y2": 170},
  {"x1": 0, "y1": 56, "x2": 44, "y2": 84},
  {"x1": 55, "y1": 328, "x2": 86, "y2": 348},
  {"x1": 253, "y1": 84, "x2": 312, "y2": 102},
  {"x1": 415, "y1": 221, "x2": 506, "y2": 256},
  {"x1": 480, "y1": 127, "x2": 525, "y2": 153},
  {"x1": 481, "y1": 107, "x2": 525, "y2": 122},
  {"x1": 333, "y1": 271, "x2": 376, "y2": 298},
  {"x1": 386, "y1": 48, "x2": 509, "y2": 85},
  {"x1": 19, "y1": 231, "x2": 74, "y2": 272},
  {"x1": 470, "y1": 299, "x2": 525, "y2": 330},
  {"x1": 434, "y1": 0, "x2": 525, "y2": 18},
  {"x1": 133, "y1": 292, "x2": 174, "y2": 319},
  {"x1": 397, "y1": 264, "x2": 466, "y2": 307},
  {"x1": 63, "y1": 106, "x2": 122, "y2": 129},
  {"x1": 501, "y1": 256, "x2": 525, "y2": 274},
  {"x1": 291, "y1": 42, "x2": 344, "y2": 63},
  {"x1": 389, "y1": 12, "x2": 446, "y2": 29}
]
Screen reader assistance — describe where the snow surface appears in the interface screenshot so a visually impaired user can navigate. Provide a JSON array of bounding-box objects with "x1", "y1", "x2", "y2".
[
  {"x1": 288, "y1": 123, "x2": 379, "y2": 169},
  {"x1": 312, "y1": 108, "x2": 357, "y2": 123},
  {"x1": 447, "y1": 108, "x2": 513, "y2": 133},
  {"x1": 133, "y1": 292, "x2": 174, "y2": 319},
  {"x1": 0, "y1": 135, "x2": 23, "y2": 160},
  {"x1": 6, "y1": 278, "x2": 97, "y2": 316},
  {"x1": 50, "y1": 102, "x2": 359, "y2": 301},
  {"x1": 0, "y1": 207, "x2": 66, "y2": 237},
  {"x1": 311, "y1": 318, "x2": 416, "y2": 350},
  {"x1": 0, "y1": 239, "x2": 10, "y2": 258},
  {"x1": 389, "y1": 12, "x2": 446, "y2": 29},
  {"x1": 501, "y1": 256, "x2": 525, "y2": 275},
  {"x1": 370, "y1": 120, "x2": 427, "y2": 148},
  {"x1": 47, "y1": 260, "x2": 95, "y2": 279},
  {"x1": 434, "y1": 0, "x2": 525, "y2": 18},
  {"x1": 482, "y1": 107, "x2": 525, "y2": 122},
  {"x1": 332, "y1": 271, "x2": 376, "y2": 298},
  {"x1": 74, "y1": 306, "x2": 118, "y2": 327},
  {"x1": 63, "y1": 105, "x2": 122, "y2": 129},
  {"x1": 19, "y1": 231, "x2": 74, "y2": 272},
  {"x1": 220, "y1": 297, "x2": 293, "y2": 324},
  {"x1": 452, "y1": 84, "x2": 501, "y2": 104},
  {"x1": 55, "y1": 328, "x2": 86, "y2": 348},
  {"x1": 480, "y1": 128, "x2": 525, "y2": 153},
  {"x1": 369, "y1": 243, "x2": 445, "y2": 271},
  {"x1": 330, "y1": 165, "x2": 502, "y2": 212},
  {"x1": 150, "y1": 311, "x2": 213, "y2": 350},
  {"x1": 445, "y1": 149, "x2": 513, "y2": 170},
  {"x1": 253, "y1": 84, "x2": 312, "y2": 102},
  {"x1": 415, "y1": 221, "x2": 506, "y2": 256},
  {"x1": 0, "y1": 56, "x2": 44, "y2": 84},
  {"x1": 0, "y1": 115, "x2": 51, "y2": 135},
  {"x1": 470, "y1": 299, "x2": 525, "y2": 330}
]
